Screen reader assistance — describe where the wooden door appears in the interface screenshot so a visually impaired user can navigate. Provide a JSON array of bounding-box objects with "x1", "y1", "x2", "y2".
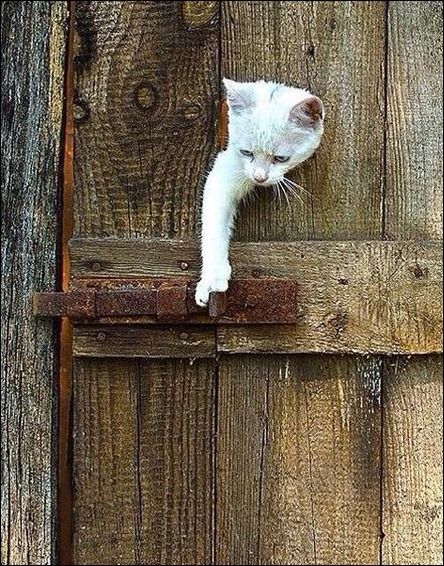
[{"x1": 67, "y1": 2, "x2": 442, "y2": 565}]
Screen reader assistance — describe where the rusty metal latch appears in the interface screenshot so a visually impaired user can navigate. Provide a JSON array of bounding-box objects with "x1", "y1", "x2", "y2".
[{"x1": 33, "y1": 279, "x2": 298, "y2": 324}]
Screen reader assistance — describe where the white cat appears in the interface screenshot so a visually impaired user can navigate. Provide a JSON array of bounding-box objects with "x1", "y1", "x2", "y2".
[{"x1": 195, "y1": 78, "x2": 325, "y2": 306}]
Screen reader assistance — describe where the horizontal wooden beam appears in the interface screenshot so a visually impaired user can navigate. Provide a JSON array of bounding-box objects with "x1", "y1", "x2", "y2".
[
  {"x1": 70, "y1": 239, "x2": 443, "y2": 354},
  {"x1": 73, "y1": 326, "x2": 216, "y2": 358}
]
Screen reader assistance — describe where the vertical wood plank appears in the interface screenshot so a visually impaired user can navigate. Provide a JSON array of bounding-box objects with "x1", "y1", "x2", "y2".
[
  {"x1": 72, "y1": 358, "x2": 215, "y2": 565},
  {"x1": 217, "y1": 356, "x2": 382, "y2": 565},
  {"x1": 73, "y1": 1, "x2": 219, "y2": 238},
  {"x1": 385, "y1": 1, "x2": 443, "y2": 240},
  {"x1": 71, "y1": 2, "x2": 219, "y2": 563},
  {"x1": 0, "y1": 3, "x2": 67, "y2": 564},
  {"x1": 383, "y1": 3, "x2": 443, "y2": 564},
  {"x1": 383, "y1": 356, "x2": 443, "y2": 565},
  {"x1": 218, "y1": 3, "x2": 386, "y2": 564},
  {"x1": 138, "y1": 359, "x2": 215, "y2": 565},
  {"x1": 222, "y1": 1, "x2": 386, "y2": 241},
  {"x1": 72, "y1": 359, "x2": 140, "y2": 565}
]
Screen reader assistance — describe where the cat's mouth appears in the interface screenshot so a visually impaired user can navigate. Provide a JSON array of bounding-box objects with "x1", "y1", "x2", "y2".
[{"x1": 252, "y1": 179, "x2": 274, "y2": 187}]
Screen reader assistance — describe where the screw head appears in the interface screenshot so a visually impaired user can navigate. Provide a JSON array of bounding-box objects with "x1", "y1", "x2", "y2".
[
  {"x1": 96, "y1": 332, "x2": 106, "y2": 342},
  {"x1": 413, "y1": 265, "x2": 424, "y2": 278}
]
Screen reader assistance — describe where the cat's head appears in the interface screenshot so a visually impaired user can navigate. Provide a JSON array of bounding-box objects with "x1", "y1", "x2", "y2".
[{"x1": 223, "y1": 78, "x2": 324, "y2": 186}]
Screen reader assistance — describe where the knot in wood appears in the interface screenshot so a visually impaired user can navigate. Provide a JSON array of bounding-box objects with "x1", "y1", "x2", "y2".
[
  {"x1": 182, "y1": 102, "x2": 201, "y2": 122},
  {"x1": 326, "y1": 311, "x2": 348, "y2": 338},
  {"x1": 412, "y1": 264, "x2": 425, "y2": 278},
  {"x1": 73, "y1": 99, "x2": 89, "y2": 123},
  {"x1": 134, "y1": 83, "x2": 157, "y2": 111},
  {"x1": 182, "y1": 1, "x2": 218, "y2": 30}
]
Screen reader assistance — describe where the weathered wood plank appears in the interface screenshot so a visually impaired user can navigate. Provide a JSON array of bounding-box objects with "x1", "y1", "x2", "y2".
[
  {"x1": 0, "y1": 2, "x2": 67, "y2": 564},
  {"x1": 69, "y1": 239, "x2": 443, "y2": 354},
  {"x1": 385, "y1": 1, "x2": 443, "y2": 240},
  {"x1": 222, "y1": 1, "x2": 386, "y2": 241},
  {"x1": 73, "y1": 325, "x2": 216, "y2": 358},
  {"x1": 137, "y1": 358, "x2": 215, "y2": 564},
  {"x1": 72, "y1": 358, "x2": 215, "y2": 565},
  {"x1": 71, "y1": 3, "x2": 219, "y2": 563},
  {"x1": 73, "y1": 1, "x2": 219, "y2": 238},
  {"x1": 216, "y1": 355, "x2": 382, "y2": 565},
  {"x1": 382, "y1": 356, "x2": 443, "y2": 565},
  {"x1": 72, "y1": 359, "x2": 140, "y2": 564},
  {"x1": 219, "y1": 3, "x2": 387, "y2": 565},
  {"x1": 382, "y1": 3, "x2": 443, "y2": 564}
]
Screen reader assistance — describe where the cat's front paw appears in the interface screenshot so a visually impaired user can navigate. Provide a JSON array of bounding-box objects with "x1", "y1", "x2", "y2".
[
  {"x1": 195, "y1": 277, "x2": 230, "y2": 307},
  {"x1": 195, "y1": 266, "x2": 231, "y2": 307}
]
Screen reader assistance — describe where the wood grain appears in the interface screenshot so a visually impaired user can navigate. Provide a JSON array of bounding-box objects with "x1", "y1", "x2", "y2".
[
  {"x1": 222, "y1": 1, "x2": 386, "y2": 241},
  {"x1": 69, "y1": 238, "x2": 443, "y2": 354},
  {"x1": 73, "y1": 1, "x2": 219, "y2": 238},
  {"x1": 73, "y1": 325, "x2": 216, "y2": 358},
  {"x1": 385, "y1": 1, "x2": 443, "y2": 240},
  {"x1": 382, "y1": 356, "x2": 443, "y2": 565},
  {"x1": 72, "y1": 358, "x2": 215, "y2": 565},
  {"x1": 0, "y1": 3, "x2": 67, "y2": 564},
  {"x1": 382, "y1": 3, "x2": 443, "y2": 564},
  {"x1": 216, "y1": 355, "x2": 382, "y2": 565}
]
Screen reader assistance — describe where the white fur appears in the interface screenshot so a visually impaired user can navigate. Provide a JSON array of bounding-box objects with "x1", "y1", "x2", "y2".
[{"x1": 195, "y1": 79, "x2": 324, "y2": 306}]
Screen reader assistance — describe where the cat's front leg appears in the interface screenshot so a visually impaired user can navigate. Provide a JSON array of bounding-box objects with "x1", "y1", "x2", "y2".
[{"x1": 195, "y1": 154, "x2": 241, "y2": 306}]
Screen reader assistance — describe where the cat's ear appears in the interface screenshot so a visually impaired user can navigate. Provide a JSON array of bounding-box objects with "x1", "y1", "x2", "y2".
[
  {"x1": 223, "y1": 78, "x2": 253, "y2": 113},
  {"x1": 289, "y1": 96, "x2": 324, "y2": 128}
]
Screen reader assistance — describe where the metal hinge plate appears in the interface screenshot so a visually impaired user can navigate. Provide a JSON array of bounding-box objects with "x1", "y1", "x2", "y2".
[{"x1": 33, "y1": 279, "x2": 298, "y2": 324}]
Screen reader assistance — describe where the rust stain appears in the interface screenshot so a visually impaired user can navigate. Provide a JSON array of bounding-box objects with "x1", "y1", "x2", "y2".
[{"x1": 59, "y1": 2, "x2": 75, "y2": 564}]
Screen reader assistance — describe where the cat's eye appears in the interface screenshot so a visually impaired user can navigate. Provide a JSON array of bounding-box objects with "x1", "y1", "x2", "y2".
[
  {"x1": 273, "y1": 155, "x2": 290, "y2": 163},
  {"x1": 240, "y1": 149, "x2": 254, "y2": 158}
]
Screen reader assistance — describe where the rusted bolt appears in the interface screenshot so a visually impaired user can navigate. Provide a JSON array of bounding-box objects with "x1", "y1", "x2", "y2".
[
  {"x1": 180, "y1": 261, "x2": 189, "y2": 271},
  {"x1": 96, "y1": 332, "x2": 106, "y2": 342},
  {"x1": 209, "y1": 292, "x2": 227, "y2": 318},
  {"x1": 91, "y1": 262, "x2": 102, "y2": 272},
  {"x1": 179, "y1": 331, "x2": 189, "y2": 341}
]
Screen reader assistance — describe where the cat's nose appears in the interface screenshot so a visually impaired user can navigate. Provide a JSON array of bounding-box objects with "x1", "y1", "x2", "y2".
[{"x1": 253, "y1": 170, "x2": 268, "y2": 183}]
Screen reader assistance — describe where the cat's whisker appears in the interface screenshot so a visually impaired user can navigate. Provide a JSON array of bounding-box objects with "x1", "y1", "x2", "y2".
[
  {"x1": 283, "y1": 182, "x2": 305, "y2": 202},
  {"x1": 281, "y1": 183, "x2": 292, "y2": 209},
  {"x1": 275, "y1": 180, "x2": 291, "y2": 209},
  {"x1": 281, "y1": 178, "x2": 307, "y2": 209},
  {"x1": 276, "y1": 182, "x2": 284, "y2": 206},
  {"x1": 284, "y1": 177, "x2": 315, "y2": 199}
]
